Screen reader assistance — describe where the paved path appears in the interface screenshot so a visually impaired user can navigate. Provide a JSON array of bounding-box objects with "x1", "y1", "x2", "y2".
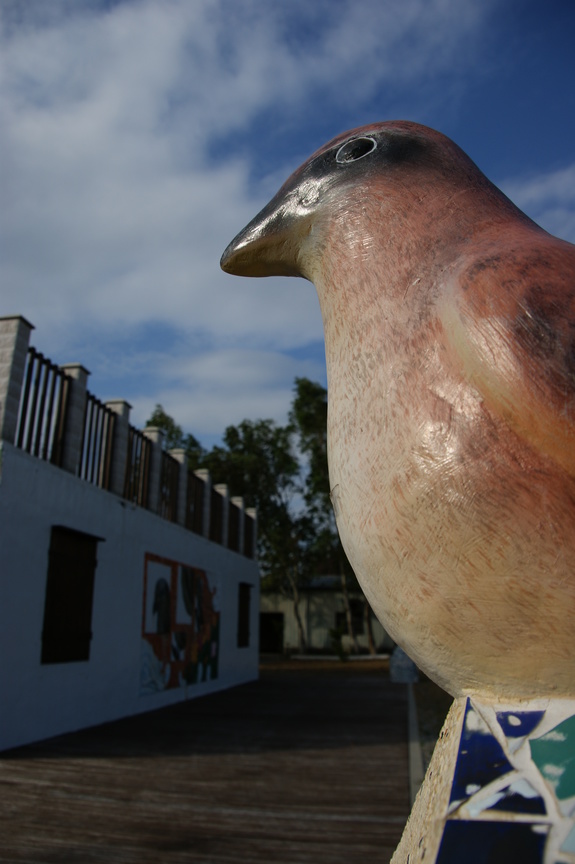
[{"x1": 0, "y1": 660, "x2": 409, "y2": 863}]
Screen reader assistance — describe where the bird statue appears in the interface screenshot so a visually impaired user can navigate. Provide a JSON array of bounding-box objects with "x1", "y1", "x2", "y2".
[
  {"x1": 221, "y1": 121, "x2": 575, "y2": 701},
  {"x1": 221, "y1": 121, "x2": 575, "y2": 862}
]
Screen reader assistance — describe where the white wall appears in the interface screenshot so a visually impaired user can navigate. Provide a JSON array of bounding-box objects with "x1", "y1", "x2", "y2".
[{"x1": 0, "y1": 442, "x2": 260, "y2": 751}]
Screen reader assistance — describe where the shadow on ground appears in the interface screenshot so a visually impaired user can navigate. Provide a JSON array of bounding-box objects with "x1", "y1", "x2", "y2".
[
  {"x1": 0, "y1": 659, "x2": 411, "y2": 864},
  {"x1": 2, "y1": 659, "x2": 407, "y2": 761}
]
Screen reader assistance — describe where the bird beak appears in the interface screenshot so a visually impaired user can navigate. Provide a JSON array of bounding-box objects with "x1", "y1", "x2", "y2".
[{"x1": 220, "y1": 177, "x2": 314, "y2": 280}]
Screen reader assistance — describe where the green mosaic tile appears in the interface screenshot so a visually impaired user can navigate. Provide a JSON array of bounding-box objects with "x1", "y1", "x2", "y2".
[{"x1": 530, "y1": 715, "x2": 575, "y2": 801}]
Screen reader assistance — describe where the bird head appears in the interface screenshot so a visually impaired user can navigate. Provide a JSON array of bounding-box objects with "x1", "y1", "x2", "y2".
[{"x1": 220, "y1": 120, "x2": 521, "y2": 286}]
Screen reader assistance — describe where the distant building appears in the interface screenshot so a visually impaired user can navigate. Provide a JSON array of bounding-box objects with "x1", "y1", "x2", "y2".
[
  {"x1": 0, "y1": 316, "x2": 260, "y2": 751},
  {"x1": 260, "y1": 575, "x2": 394, "y2": 655}
]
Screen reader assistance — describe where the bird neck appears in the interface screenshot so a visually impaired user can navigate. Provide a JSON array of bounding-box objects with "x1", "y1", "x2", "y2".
[{"x1": 309, "y1": 175, "x2": 531, "y2": 321}]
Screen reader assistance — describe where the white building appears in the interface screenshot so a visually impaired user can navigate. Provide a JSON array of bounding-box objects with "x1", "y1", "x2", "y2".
[
  {"x1": 0, "y1": 316, "x2": 260, "y2": 751},
  {"x1": 260, "y1": 576, "x2": 394, "y2": 655}
]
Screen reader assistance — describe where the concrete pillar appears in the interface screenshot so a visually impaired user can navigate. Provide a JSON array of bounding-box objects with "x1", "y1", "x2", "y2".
[
  {"x1": 142, "y1": 426, "x2": 165, "y2": 514},
  {"x1": 169, "y1": 448, "x2": 188, "y2": 527},
  {"x1": 245, "y1": 507, "x2": 257, "y2": 559},
  {"x1": 105, "y1": 400, "x2": 131, "y2": 498},
  {"x1": 59, "y1": 364, "x2": 90, "y2": 476},
  {"x1": 231, "y1": 496, "x2": 245, "y2": 554},
  {"x1": 0, "y1": 316, "x2": 34, "y2": 444},
  {"x1": 194, "y1": 468, "x2": 211, "y2": 539},
  {"x1": 213, "y1": 483, "x2": 229, "y2": 548}
]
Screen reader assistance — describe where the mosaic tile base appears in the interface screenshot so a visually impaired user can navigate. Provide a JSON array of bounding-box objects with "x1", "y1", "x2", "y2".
[{"x1": 434, "y1": 697, "x2": 575, "y2": 864}]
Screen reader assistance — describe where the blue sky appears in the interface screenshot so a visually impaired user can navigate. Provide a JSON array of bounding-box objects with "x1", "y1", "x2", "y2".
[{"x1": 2, "y1": 0, "x2": 574, "y2": 448}]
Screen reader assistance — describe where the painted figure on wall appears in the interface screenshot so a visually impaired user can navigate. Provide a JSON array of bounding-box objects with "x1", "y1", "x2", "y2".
[
  {"x1": 152, "y1": 576, "x2": 171, "y2": 676},
  {"x1": 140, "y1": 552, "x2": 220, "y2": 695},
  {"x1": 180, "y1": 565, "x2": 220, "y2": 685}
]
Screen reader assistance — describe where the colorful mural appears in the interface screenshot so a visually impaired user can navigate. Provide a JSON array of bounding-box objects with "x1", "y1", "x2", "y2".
[{"x1": 140, "y1": 552, "x2": 220, "y2": 695}]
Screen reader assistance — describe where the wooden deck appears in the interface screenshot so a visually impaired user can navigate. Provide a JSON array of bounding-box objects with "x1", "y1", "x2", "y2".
[{"x1": 0, "y1": 659, "x2": 409, "y2": 863}]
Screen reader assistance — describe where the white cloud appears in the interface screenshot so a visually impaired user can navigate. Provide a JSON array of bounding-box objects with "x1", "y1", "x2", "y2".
[
  {"x1": 129, "y1": 347, "x2": 326, "y2": 440},
  {"x1": 500, "y1": 163, "x2": 575, "y2": 243},
  {"x1": 0, "y1": 0, "x2": 496, "y2": 441}
]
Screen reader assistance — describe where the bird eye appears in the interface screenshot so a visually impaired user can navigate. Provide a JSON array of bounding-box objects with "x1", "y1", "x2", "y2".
[{"x1": 336, "y1": 136, "x2": 377, "y2": 164}]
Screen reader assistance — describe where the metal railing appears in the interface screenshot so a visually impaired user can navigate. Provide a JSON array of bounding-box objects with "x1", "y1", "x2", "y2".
[
  {"x1": 159, "y1": 451, "x2": 179, "y2": 522},
  {"x1": 12, "y1": 348, "x2": 257, "y2": 558},
  {"x1": 185, "y1": 471, "x2": 205, "y2": 535},
  {"x1": 123, "y1": 425, "x2": 152, "y2": 508},
  {"x1": 228, "y1": 500, "x2": 241, "y2": 552},
  {"x1": 209, "y1": 485, "x2": 224, "y2": 545},
  {"x1": 243, "y1": 513, "x2": 255, "y2": 559},
  {"x1": 15, "y1": 347, "x2": 70, "y2": 466},
  {"x1": 79, "y1": 393, "x2": 116, "y2": 489}
]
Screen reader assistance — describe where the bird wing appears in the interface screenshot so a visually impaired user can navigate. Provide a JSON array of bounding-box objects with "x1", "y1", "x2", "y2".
[{"x1": 440, "y1": 232, "x2": 575, "y2": 476}]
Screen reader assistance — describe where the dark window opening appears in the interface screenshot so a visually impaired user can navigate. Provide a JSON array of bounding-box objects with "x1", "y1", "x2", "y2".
[
  {"x1": 335, "y1": 599, "x2": 365, "y2": 635},
  {"x1": 41, "y1": 526, "x2": 103, "y2": 664},
  {"x1": 237, "y1": 582, "x2": 252, "y2": 648},
  {"x1": 259, "y1": 612, "x2": 284, "y2": 653}
]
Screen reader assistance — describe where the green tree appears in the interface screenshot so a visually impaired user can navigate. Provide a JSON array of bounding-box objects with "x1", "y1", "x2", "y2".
[
  {"x1": 289, "y1": 378, "x2": 330, "y2": 517},
  {"x1": 202, "y1": 418, "x2": 312, "y2": 652},
  {"x1": 146, "y1": 404, "x2": 205, "y2": 469},
  {"x1": 260, "y1": 507, "x2": 316, "y2": 653},
  {"x1": 201, "y1": 419, "x2": 297, "y2": 517},
  {"x1": 290, "y1": 378, "x2": 366, "y2": 654}
]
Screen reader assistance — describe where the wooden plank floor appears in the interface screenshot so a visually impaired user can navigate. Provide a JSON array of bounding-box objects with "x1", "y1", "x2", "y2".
[{"x1": 0, "y1": 659, "x2": 409, "y2": 863}]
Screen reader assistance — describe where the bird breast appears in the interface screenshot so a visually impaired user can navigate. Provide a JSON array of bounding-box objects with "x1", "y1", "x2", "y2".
[{"x1": 320, "y1": 261, "x2": 575, "y2": 701}]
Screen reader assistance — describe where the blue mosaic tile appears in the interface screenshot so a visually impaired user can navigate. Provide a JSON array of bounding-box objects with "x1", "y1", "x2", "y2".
[
  {"x1": 449, "y1": 700, "x2": 513, "y2": 805},
  {"x1": 496, "y1": 710, "x2": 545, "y2": 739},
  {"x1": 485, "y1": 778, "x2": 546, "y2": 816},
  {"x1": 435, "y1": 820, "x2": 548, "y2": 864}
]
